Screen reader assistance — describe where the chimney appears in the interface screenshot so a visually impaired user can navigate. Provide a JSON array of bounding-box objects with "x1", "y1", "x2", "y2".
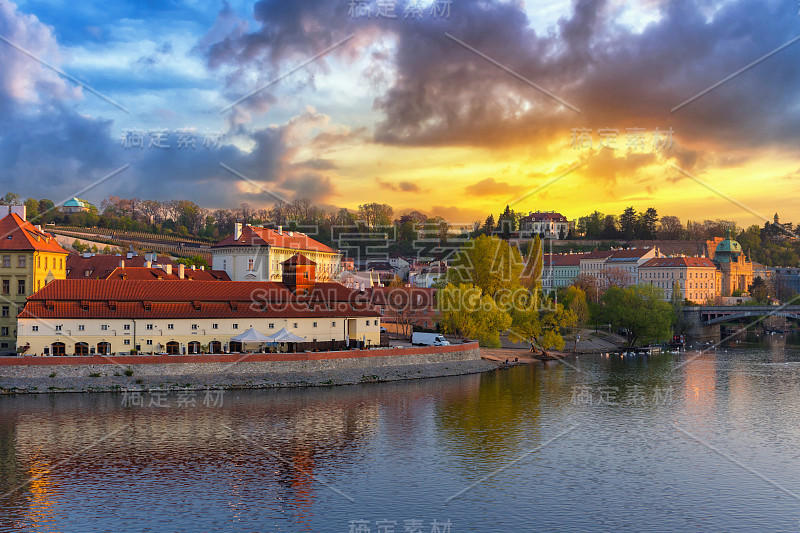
[
  {"x1": 165, "y1": 264, "x2": 172, "y2": 275},
  {"x1": 119, "y1": 260, "x2": 125, "y2": 268},
  {"x1": 178, "y1": 264, "x2": 185, "y2": 279},
  {"x1": 200, "y1": 266, "x2": 204, "y2": 270},
  {"x1": 145, "y1": 261, "x2": 152, "y2": 268},
  {"x1": 277, "y1": 225, "x2": 282, "y2": 235},
  {"x1": 191, "y1": 265, "x2": 196, "y2": 270},
  {"x1": 234, "y1": 223, "x2": 242, "y2": 240}
]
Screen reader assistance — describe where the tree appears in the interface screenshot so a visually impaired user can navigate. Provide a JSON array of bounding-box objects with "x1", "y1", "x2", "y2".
[
  {"x1": 561, "y1": 286, "x2": 589, "y2": 326},
  {"x1": 520, "y1": 235, "x2": 542, "y2": 292},
  {"x1": 508, "y1": 292, "x2": 576, "y2": 354},
  {"x1": 748, "y1": 276, "x2": 769, "y2": 303},
  {"x1": 620, "y1": 207, "x2": 637, "y2": 240},
  {"x1": 602, "y1": 284, "x2": 673, "y2": 348},
  {"x1": 638, "y1": 208, "x2": 658, "y2": 239},
  {"x1": 358, "y1": 203, "x2": 394, "y2": 229},
  {"x1": 72, "y1": 239, "x2": 87, "y2": 253},
  {"x1": 573, "y1": 273, "x2": 601, "y2": 303},
  {"x1": 658, "y1": 215, "x2": 684, "y2": 240},
  {"x1": 437, "y1": 283, "x2": 512, "y2": 347},
  {"x1": 24, "y1": 198, "x2": 39, "y2": 219},
  {"x1": 603, "y1": 267, "x2": 634, "y2": 288},
  {"x1": 447, "y1": 235, "x2": 524, "y2": 298},
  {"x1": 0, "y1": 192, "x2": 21, "y2": 206}
]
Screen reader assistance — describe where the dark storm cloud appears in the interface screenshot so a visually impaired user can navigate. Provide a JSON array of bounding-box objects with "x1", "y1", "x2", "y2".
[{"x1": 200, "y1": 0, "x2": 800, "y2": 170}]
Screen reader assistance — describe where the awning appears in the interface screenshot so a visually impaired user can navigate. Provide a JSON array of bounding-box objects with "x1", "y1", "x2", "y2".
[
  {"x1": 265, "y1": 327, "x2": 306, "y2": 343},
  {"x1": 230, "y1": 327, "x2": 272, "y2": 343}
]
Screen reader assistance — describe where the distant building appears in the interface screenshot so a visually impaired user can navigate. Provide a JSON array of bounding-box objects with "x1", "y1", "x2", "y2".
[
  {"x1": 639, "y1": 257, "x2": 718, "y2": 303},
  {"x1": 66, "y1": 252, "x2": 176, "y2": 279},
  {"x1": 578, "y1": 250, "x2": 615, "y2": 283},
  {"x1": 412, "y1": 264, "x2": 448, "y2": 288},
  {"x1": 713, "y1": 231, "x2": 754, "y2": 296},
  {"x1": 0, "y1": 211, "x2": 69, "y2": 354},
  {"x1": 541, "y1": 253, "x2": 585, "y2": 292},
  {"x1": 519, "y1": 211, "x2": 570, "y2": 239},
  {"x1": 62, "y1": 197, "x2": 92, "y2": 214},
  {"x1": 212, "y1": 224, "x2": 341, "y2": 282},
  {"x1": 602, "y1": 247, "x2": 660, "y2": 288}
]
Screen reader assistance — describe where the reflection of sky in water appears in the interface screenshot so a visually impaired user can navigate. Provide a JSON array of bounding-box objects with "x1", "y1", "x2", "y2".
[{"x1": 1, "y1": 348, "x2": 800, "y2": 531}]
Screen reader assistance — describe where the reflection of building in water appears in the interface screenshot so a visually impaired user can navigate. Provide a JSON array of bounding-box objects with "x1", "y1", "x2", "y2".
[
  {"x1": 684, "y1": 355, "x2": 717, "y2": 416},
  {"x1": 2, "y1": 391, "x2": 386, "y2": 529}
]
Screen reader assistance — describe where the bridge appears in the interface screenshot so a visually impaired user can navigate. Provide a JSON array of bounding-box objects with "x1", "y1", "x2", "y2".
[{"x1": 683, "y1": 305, "x2": 800, "y2": 340}]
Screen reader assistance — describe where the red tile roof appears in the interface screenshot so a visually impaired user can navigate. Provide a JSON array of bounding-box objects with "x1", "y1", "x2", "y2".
[
  {"x1": 66, "y1": 254, "x2": 176, "y2": 279},
  {"x1": 103, "y1": 267, "x2": 230, "y2": 281},
  {"x1": 640, "y1": 257, "x2": 716, "y2": 268},
  {"x1": 520, "y1": 211, "x2": 568, "y2": 223},
  {"x1": 283, "y1": 254, "x2": 317, "y2": 266},
  {"x1": 0, "y1": 214, "x2": 68, "y2": 253},
  {"x1": 542, "y1": 254, "x2": 587, "y2": 267},
  {"x1": 213, "y1": 226, "x2": 335, "y2": 253},
  {"x1": 20, "y1": 280, "x2": 379, "y2": 319},
  {"x1": 607, "y1": 248, "x2": 655, "y2": 260}
]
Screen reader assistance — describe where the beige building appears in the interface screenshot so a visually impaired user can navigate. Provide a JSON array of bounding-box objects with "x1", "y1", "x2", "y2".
[
  {"x1": 639, "y1": 257, "x2": 718, "y2": 304},
  {"x1": 17, "y1": 255, "x2": 380, "y2": 356},
  {"x1": 212, "y1": 224, "x2": 341, "y2": 282},
  {"x1": 0, "y1": 211, "x2": 69, "y2": 354}
]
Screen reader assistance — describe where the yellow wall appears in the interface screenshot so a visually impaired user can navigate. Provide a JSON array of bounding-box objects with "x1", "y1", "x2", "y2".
[{"x1": 0, "y1": 250, "x2": 66, "y2": 353}]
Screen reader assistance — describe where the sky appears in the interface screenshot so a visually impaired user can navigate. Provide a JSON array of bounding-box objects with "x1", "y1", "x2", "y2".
[{"x1": 1, "y1": 0, "x2": 799, "y2": 227}]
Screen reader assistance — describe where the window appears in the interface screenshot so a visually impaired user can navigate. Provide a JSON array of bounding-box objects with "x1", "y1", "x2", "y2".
[
  {"x1": 124, "y1": 339, "x2": 131, "y2": 346},
  {"x1": 0, "y1": 327, "x2": 7, "y2": 336},
  {"x1": 313, "y1": 322, "x2": 317, "y2": 328},
  {"x1": 374, "y1": 320, "x2": 379, "y2": 326},
  {"x1": 146, "y1": 339, "x2": 153, "y2": 345},
  {"x1": 55, "y1": 325, "x2": 62, "y2": 331},
  {"x1": 268, "y1": 323, "x2": 274, "y2": 329},
  {"x1": 248, "y1": 259, "x2": 254, "y2": 270},
  {"x1": 17, "y1": 280, "x2": 24, "y2": 294},
  {"x1": 192, "y1": 324, "x2": 198, "y2": 330},
  {"x1": 78, "y1": 325, "x2": 85, "y2": 331},
  {"x1": 366, "y1": 320, "x2": 369, "y2": 326},
  {"x1": 232, "y1": 323, "x2": 238, "y2": 329},
  {"x1": 124, "y1": 324, "x2": 130, "y2": 330},
  {"x1": 146, "y1": 324, "x2": 154, "y2": 330},
  {"x1": 17, "y1": 256, "x2": 25, "y2": 268},
  {"x1": 167, "y1": 324, "x2": 174, "y2": 330},
  {"x1": 293, "y1": 322, "x2": 298, "y2": 328},
  {"x1": 37, "y1": 257, "x2": 40, "y2": 268},
  {"x1": 1, "y1": 306, "x2": 7, "y2": 317},
  {"x1": 332, "y1": 321, "x2": 336, "y2": 327},
  {"x1": 32, "y1": 325, "x2": 38, "y2": 332},
  {"x1": 212, "y1": 323, "x2": 218, "y2": 329},
  {"x1": 44, "y1": 257, "x2": 48, "y2": 269},
  {"x1": 1, "y1": 280, "x2": 7, "y2": 294},
  {"x1": 223, "y1": 260, "x2": 227, "y2": 270},
  {"x1": 101, "y1": 324, "x2": 108, "y2": 331},
  {"x1": 1, "y1": 256, "x2": 9, "y2": 268}
]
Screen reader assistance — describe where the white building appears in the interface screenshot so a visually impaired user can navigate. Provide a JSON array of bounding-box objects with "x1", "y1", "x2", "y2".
[
  {"x1": 601, "y1": 247, "x2": 660, "y2": 287},
  {"x1": 519, "y1": 211, "x2": 570, "y2": 239},
  {"x1": 541, "y1": 253, "x2": 585, "y2": 292},
  {"x1": 212, "y1": 224, "x2": 341, "y2": 282}
]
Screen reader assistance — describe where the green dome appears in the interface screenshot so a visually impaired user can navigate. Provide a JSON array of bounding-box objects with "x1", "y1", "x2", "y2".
[
  {"x1": 63, "y1": 197, "x2": 85, "y2": 207},
  {"x1": 715, "y1": 238, "x2": 742, "y2": 254}
]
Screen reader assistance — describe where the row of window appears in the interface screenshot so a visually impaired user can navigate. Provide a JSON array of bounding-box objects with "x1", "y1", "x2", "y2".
[
  {"x1": 641, "y1": 270, "x2": 714, "y2": 279},
  {"x1": 31, "y1": 320, "x2": 380, "y2": 333},
  {"x1": 0, "y1": 255, "x2": 64, "y2": 270}
]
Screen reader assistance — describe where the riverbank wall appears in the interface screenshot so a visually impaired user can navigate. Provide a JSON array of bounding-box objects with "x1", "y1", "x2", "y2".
[{"x1": 0, "y1": 343, "x2": 494, "y2": 394}]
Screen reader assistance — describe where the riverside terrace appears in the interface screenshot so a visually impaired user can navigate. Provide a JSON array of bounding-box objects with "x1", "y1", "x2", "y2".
[{"x1": 15, "y1": 278, "x2": 382, "y2": 356}]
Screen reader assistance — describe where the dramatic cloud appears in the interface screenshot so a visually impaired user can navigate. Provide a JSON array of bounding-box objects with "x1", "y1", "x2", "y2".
[
  {"x1": 375, "y1": 177, "x2": 422, "y2": 192},
  {"x1": 465, "y1": 177, "x2": 526, "y2": 197}
]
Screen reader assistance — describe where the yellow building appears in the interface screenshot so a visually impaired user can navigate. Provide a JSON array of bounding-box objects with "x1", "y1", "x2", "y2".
[
  {"x1": 17, "y1": 255, "x2": 380, "y2": 356},
  {"x1": 0, "y1": 212, "x2": 68, "y2": 354},
  {"x1": 712, "y1": 232, "x2": 754, "y2": 297},
  {"x1": 639, "y1": 257, "x2": 718, "y2": 304}
]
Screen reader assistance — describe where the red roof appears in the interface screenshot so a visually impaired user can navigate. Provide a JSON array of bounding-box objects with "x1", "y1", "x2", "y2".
[
  {"x1": 641, "y1": 257, "x2": 716, "y2": 268},
  {"x1": 0, "y1": 214, "x2": 68, "y2": 253},
  {"x1": 607, "y1": 248, "x2": 655, "y2": 260},
  {"x1": 20, "y1": 279, "x2": 379, "y2": 319},
  {"x1": 213, "y1": 226, "x2": 335, "y2": 253},
  {"x1": 520, "y1": 211, "x2": 568, "y2": 223},
  {"x1": 103, "y1": 267, "x2": 230, "y2": 281},
  {"x1": 542, "y1": 254, "x2": 587, "y2": 267},
  {"x1": 66, "y1": 254, "x2": 176, "y2": 279},
  {"x1": 581, "y1": 250, "x2": 615, "y2": 260},
  {"x1": 283, "y1": 254, "x2": 317, "y2": 266}
]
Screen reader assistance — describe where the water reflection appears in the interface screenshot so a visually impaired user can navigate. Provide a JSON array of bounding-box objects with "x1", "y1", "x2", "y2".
[{"x1": 1, "y1": 349, "x2": 800, "y2": 531}]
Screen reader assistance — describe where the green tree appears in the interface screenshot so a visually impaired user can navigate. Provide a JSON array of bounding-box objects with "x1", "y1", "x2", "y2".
[
  {"x1": 620, "y1": 207, "x2": 637, "y2": 240},
  {"x1": 521, "y1": 235, "x2": 543, "y2": 292},
  {"x1": 561, "y1": 286, "x2": 589, "y2": 326},
  {"x1": 24, "y1": 198, "x2": 39, "y2": 219},
  {"x1": 508, "y1": 293, "x2": 577, "y2": 354},
  {"x1": 748, "y1": 276, "x2": 769, "y2": 303},
  {"x1": 448, "y1": 235, "x2": 523, "y2": 298},
  {"x1": 437, "y1": 283, "x2": 512, "y2": 347},
  {"x1": 602, "y1": 284, "x2": 672, "y2": 347},
  {"x1": 72, "y1": 239, "x2": 87, "y2": 253}
]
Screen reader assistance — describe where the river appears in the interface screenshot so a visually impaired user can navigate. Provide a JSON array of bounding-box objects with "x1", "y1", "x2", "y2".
[{"x1": 1, "y1": 333, "x2": 800, "y2": 532}]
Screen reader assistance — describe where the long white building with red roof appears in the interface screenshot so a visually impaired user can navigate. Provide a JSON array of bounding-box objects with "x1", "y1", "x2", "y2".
[{"x1": 212, "y1": 223, "x2": 341, "y2": 282}]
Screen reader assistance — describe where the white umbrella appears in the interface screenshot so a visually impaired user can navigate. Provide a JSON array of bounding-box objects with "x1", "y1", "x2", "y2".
[
  {"x1": 230, "y1": 327, "x2": 272, "y2": 343},
  {"x1": 265, "y1": 328, "x2": 306, "y2": 343}
]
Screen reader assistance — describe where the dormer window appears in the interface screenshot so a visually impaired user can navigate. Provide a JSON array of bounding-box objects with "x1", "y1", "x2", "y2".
[{"x1": 143, "y1": 301, "x2": 152, "y2": 311}]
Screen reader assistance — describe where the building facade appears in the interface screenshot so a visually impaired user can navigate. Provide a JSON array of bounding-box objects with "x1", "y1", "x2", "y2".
[
  {"x1": 541, "y1": 254, "x2": 584, "y2": 292},
  {"x1": 17, "y1": 255, "x2": 380, "y2": 356},
  {"x1": 639, "y1": 257, "x2": 718, "y2": 303},
  {"x1": 713, "y1": 233, "x2": 754, "y2": 297},
  {"x1": 518, "y1": 211, "x2": 570, "y2": 239},
  {"x1": 0, "y1": 212, "x2": 69, "y2": 354},
  {"x1": 212, "y1": 224, "x2": 341, "y2": 282}
]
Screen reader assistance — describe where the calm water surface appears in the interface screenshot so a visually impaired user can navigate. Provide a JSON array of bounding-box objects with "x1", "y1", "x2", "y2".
[{"x1": 2, "y1": 334, "x2": 800, "y2": 532}]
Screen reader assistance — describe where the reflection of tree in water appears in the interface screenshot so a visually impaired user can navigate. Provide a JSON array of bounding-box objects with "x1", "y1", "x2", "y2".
[
  {"x1": 433, "y1": 367, "x2": 547, "y2": 467},
  {"x1": 0, "y1": 414, "x2": 27, "y2": 531}
]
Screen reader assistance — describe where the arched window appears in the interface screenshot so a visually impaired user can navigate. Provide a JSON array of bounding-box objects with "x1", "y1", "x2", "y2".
[
  {"x1": 51, "y1": 342, "x2": 66, "y2": 356},
  {"x1": 166, "y1": 341, "x2": 180, "y2": 355}
]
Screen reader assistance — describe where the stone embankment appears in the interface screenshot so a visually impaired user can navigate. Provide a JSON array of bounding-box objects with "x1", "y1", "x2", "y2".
[{"x1": 0, "y1": 343, "x2": 495, "y2": 394}]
